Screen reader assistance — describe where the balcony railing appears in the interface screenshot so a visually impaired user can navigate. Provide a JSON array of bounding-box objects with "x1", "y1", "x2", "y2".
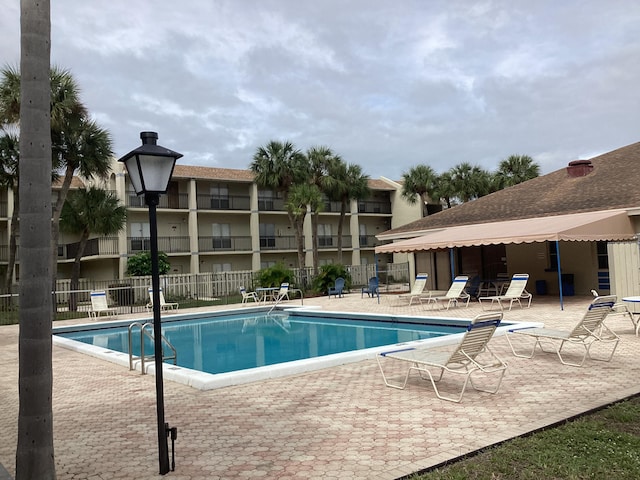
[
  {"x1": 259, "y1": 235, "x2": 297, "y2": 250},
  {"x1": 198, "y1": 236, "x2": 252, "y2": 252},
  {"x1": 258, "y1": 198, "x2": 286, "y2": 211},
  {"x1": 318, "y1": 235, "x2": 352, "y2": 249},
  {"x1": 196, "y1": 195, "x2": 251, "y2": 211},
  {"x1": 321, "y1": 200, "x2": 343, "y2": 213},
  {"x1": 359, "y1": 235, "x2": 381, "y2": 248},
  {"x1": 128, "y1": 236, "x2": 190, "y2": 254},
  {"x1": 127, "y1": 193, "x2": 189, "y2": 209},
  {"x1": 66, "y1": 237, "x2": 120, "y2": 259},
  {"x1": 358, "y1": 200, "x2": 391, "y2": 214}
]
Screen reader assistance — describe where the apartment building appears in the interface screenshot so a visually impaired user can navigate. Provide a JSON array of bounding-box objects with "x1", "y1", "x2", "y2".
[{"x1": 0, "y1": 161, "x2": 421, "y2": 282}]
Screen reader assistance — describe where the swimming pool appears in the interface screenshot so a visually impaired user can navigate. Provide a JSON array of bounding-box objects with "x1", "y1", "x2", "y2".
[{"x1": 53, "y1": 306, "x2": 535, "y2": 390}]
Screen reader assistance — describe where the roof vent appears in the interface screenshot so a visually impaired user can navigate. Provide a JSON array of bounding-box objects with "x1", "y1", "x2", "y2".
[{"x1": 566, "y1": 159, "x2": 593, "y2": 178}]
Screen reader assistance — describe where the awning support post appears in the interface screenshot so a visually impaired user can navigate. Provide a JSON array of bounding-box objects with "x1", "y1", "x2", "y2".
[{"x1": 555, "y1": 240, "x2": 564, "y2": 311}]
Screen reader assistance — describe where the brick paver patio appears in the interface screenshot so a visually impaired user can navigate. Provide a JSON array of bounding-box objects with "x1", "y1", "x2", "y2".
[{"x1": 1, "y1": 293, "x2": 639, "y2": 479}]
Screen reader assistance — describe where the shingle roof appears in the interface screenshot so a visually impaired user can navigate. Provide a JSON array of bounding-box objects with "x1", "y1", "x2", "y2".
[
  {"x1": 382, "y1": 141, "x2": 640, "y2": 236},
  {"x1": 172, "y1": 164, "x2": 394, "y2": 191},
  {"x1": 172, "y1": 165, "x2": 255, "y2": 182}
]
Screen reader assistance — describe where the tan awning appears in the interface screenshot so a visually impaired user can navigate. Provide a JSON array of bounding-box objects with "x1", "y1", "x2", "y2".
[{"x1": 376, "y1": 209, "x2": 636, "y2": 253}]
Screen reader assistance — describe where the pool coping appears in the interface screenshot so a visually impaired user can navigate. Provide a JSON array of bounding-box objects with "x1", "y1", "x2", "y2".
[{"x1": 52, "y1": 306, "x2": 543, "y2": 391}]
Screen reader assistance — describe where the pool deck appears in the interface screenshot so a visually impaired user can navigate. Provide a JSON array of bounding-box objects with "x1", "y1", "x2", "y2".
[{"x1": 1, "y1": 293, "x2": 640, "y2": 479}]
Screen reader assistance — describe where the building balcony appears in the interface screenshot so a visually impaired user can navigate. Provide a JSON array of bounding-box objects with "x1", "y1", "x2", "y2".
[
  {"x1": 259, "y1": 235, "x2": 297, "y2": 250},
  {"x1": 128, "y1": 236, "x2": 191, "y2": 254},
  {"x1": 198, "y1": 236, "x2": 252, "y2": 253},
  {"x1": 358, "y1": 200, "x2": 392, "y2": 214},
  {"x1": 126, "y1": 193, "x2": 189, "y2": 209},
  {"x1": 196, "y1": 195, "x2": 251, "y2": 211},
  {"x1": 318, "y1": 236, "x2": 353, "y2": 249}
]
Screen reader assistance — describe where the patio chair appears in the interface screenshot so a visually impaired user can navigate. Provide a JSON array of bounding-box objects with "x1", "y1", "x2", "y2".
[
  {"x1": 421, "y1": 275, "x2": 471, "y2": 310},
  {"x1": 506, "y1": 295, "x2": 619, "y2": 367},
  {"x1": 146, "y1": 287, "x2": 179, "y2": 311},
  {"x1": 376, "y1": 312, "x2": 507, "y2": 402},
  {"x1": 398, "y1": 273, "x2": 430, "y2": 305},
  {"x1": 479, "y1": 273, "x2": 532, "y2": 311},
  {"x1": 240, "y1": 286, "x2": 259, "y2": 303},
  {"x1": 88, "y1": 290, "x2": 117, "y2": 319},
  {"x1": 328, "y1": 277, "x2": 345, "y2": 298},
  {"x1": 274, "y1": 282, "x2": 290, "y2": 302},
  {"x1": 361, "y1": 277, "x2": 379, "y2": 298}
]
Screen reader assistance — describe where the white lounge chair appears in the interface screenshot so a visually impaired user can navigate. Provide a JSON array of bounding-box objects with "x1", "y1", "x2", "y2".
[
  {"x1": 421, "y1": 275, "x2": 471, "y2": 310},
  {"x1": 506, "y1": 295, "x2": 619, "y2": 367},
  {"x1": 479, "y1": 273, "x2": 532, "y2": 311},
  {"x1": 88, "y1": 290, "x2": 117, "y2": 319},
  {"x1": 240, "y1": 286, "x2": 259, "y2": 303},
  {"x1": 377, "y1": 312, "x2": 507, "y2": 402},
  {"x1": 398, "y1": 273, "x2": 430, "y2": 305},
  {"x1": 146, "y1": 287, "x2": 179, "y2": 311}
]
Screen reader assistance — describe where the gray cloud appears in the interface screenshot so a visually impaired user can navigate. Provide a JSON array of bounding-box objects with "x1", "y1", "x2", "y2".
[{"x1": 1, "y1": 0, "x2": 639, "y2": 179}]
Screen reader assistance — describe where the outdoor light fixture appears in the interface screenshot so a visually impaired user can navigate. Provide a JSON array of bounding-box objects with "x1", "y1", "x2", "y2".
[{"x1": 118, "y1": 131, "x2": 183, "y2": 475}]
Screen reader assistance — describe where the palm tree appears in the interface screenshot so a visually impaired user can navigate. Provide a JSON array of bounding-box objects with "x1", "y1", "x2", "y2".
[
  {"x1": 286, "y1": 182, "x2": 323, "y2": 274},
  {"x1": 50, "y1": 117, "x2": 113, "y2": 299},
  {"x1": 324, "y1": 160, "x2": 370, "y2": 263},
  {"x1": 17, "y1": 0, "x2": 56, "y2": 477},
  {"x1": 306, "y1": 146, "x2": 335, "y2": 274},
  {"x1": 0, "y1": 132, "x2": 19, "y2": 292},
  {"x1": 432, "y1": 171, "x2": 455, "y2": 208},
  {"x1": 495, "y1": 154, "x2": 540, "y2": 189},
  {"x1": 400, "y1": 164, "x2": 437, "y2": 216},
  {"x1": 250, "y1": 140, "x2": 308, "y2": 268},
  {"x1": 60, "y1": 187, "x2": 127, "y2": 311},
  {"x1": 449, "y1": 162, "x2": 493, "y2": 203},
  {"x1": 0, "y1": 66, "x2": 108, "y2": 309}
]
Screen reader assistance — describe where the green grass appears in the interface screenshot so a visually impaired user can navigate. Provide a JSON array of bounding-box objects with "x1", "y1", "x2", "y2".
[{"x1": 411, "y1": 396, "x2": 640, "y2": 480}]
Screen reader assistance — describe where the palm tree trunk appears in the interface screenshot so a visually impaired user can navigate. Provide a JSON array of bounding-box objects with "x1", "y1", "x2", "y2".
[
  {"x1": 68, "y1": 230, "x2": 89, "y2": 312},
  {"x1": 17, "y1": 1, "x2": 56, "y2": 478}
]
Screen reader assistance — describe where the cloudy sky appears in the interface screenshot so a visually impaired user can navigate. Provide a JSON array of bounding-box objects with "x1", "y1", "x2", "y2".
[{"x1": 1, "y1": 0, "x2": 639, "y2": 179}]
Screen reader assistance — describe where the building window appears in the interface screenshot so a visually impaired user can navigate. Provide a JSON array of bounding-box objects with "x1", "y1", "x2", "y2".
[
  {"x1": 130, "y1": 222, "x2": 150, "y2": 251},
  {"x1": 210, "y1": 184, "x2": 229, "y2": 209},
  {"x1": 359, "y1": 224, "x2": 368, "y2": 246},
  {"x1": 259, "y1": 223, "x2": 276, "y2": 248},
  {"x1": 318, "y1": 224, "x2": 333, "y2": 247},
  {"x1": 260, "y1": 260, "x2": 276, "y2": 269},
  {"x1": 212, "y1": 223, "x2": 231, "y2": 249},
  {"x1": 597, "y1": 241, "x2": 609, "y2": 269},
  {"x1": 548, "y1": 242, "x2": 558, "y2": 270},
  {"x1": 258, "y1": 190, "x2": 274, "y2": 210}
]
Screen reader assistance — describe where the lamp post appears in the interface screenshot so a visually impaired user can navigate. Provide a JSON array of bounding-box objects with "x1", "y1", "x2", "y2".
[{"x1": 118, "y1": 131, "x2": 183, "y2": 475}]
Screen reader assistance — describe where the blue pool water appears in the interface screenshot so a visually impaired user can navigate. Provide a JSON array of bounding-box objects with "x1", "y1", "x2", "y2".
[
  {"x1": 56, "y1": 309, "x2": 470, "y2": 375},
  {"x1": 53, "y1": 307, "x2": 527, "y2": 390}
]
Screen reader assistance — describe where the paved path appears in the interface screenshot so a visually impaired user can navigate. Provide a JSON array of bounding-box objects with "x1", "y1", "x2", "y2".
[{"x1": 1, "y1": 294, "x2": 639, "y2": 479}]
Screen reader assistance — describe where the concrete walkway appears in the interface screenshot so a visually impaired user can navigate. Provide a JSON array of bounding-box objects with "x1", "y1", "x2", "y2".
[{"x1": 1, "y1": 293, "x2": 639, "y2": 479}]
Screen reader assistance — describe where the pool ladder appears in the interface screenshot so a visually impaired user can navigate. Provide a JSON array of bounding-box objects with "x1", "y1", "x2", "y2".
[{"x1": 128, "y1": 322, "x2": 177, "y2": 374}]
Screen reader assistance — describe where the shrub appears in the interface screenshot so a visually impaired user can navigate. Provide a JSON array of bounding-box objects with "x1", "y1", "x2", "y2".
[
  {"x1": 126, "y1": 251, "x2": 171, "y2": 276},
  {"x1": 312, "y1": 264, "x2": 351, "y2": 295},
  {"x1": 255, "y1": 263, "x2": 294, "y2": 287}
]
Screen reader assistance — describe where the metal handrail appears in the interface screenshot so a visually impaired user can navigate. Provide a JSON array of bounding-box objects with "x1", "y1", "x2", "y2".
[{"x1": 128, "y1": 321, "x2": 177, "y2": 374}]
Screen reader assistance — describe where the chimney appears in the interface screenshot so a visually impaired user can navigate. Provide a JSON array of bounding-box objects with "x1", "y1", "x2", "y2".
[{"x1": 566, "y1": 160, "x2": 593, "y2": 177}]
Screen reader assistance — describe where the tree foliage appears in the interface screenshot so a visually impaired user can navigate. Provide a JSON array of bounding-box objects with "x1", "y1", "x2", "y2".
[{"x1": 402, "y1": 154, "x2": 540, "y2": 214}]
